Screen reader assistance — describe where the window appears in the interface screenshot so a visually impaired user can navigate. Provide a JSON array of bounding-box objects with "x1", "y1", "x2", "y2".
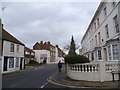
[
  {"x1": 98, "y1": 32, "x2": 101, "y2": 44},
  {"x1": 87, "y1": 54, "x2": 89, "y2": 59},
  {"x1": 105, "y1": 24, "x2": 109, "y2": 38},
  {"x1": 25, "y1": 51, "x2": 30, "y2": 55},
  {"x1": 108, "y1": 46, "x2": 112, "y2": 60},
  {"x1": 94, "y1": 22, "x2": 96, "y2": 29},
  {"x1": 16, "y1": 58, "x2": 19, "y2": 67},
  {"x1": 16, "y1": 45, "x2": 19, "y2": 52},
  {"x1": 98, "y1": 50, "x2": 102, "y2": 60},
  {"x1": 113, "y1": 15, "x2": 119, "y2": 33},
  {"x1": 9, "y1": 57, "x2": 14, "y2": 68},
  {"x1": 10, "y1": 43, "x2": 14, "y2": 52},
  {"x1": 95, "y1": 35, "x2": 97, "y2": 45},
  {"x1": 103, "y1": 7, "x2": 107, "y2": 17},
  {"x1": 92, "y1": 39, "x2": 93, "y2": 48},
  {"x1": 91, "y1": 53, "x2": 94, "y2": 60},
  {"x1": 112, "y1": 44, "x2": 119, "y2": 60},
  {"x1": 31, "y1": 52, "x2": 34, "y2": 55},
  {"x1": 97, "y1": 18, "x2": 100, "y2": 26},
  {"x1": 112, "y1": 2, "x2": 116, "y2": 7}
]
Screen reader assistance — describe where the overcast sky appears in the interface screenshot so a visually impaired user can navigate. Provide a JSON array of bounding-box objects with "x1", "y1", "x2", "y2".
[{"x1": 2, "y1": 1, "x2": 100, "y2": 53}]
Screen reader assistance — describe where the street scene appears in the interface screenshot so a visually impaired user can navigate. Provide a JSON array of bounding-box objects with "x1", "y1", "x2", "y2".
[{"x1": 0, "y1": 0, "x2": 120, "y2": 90}]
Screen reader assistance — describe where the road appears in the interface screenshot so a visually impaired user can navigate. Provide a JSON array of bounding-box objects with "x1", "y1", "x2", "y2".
[{"x1": 2, "y1": 64, "x2": 64, "y2": 89}]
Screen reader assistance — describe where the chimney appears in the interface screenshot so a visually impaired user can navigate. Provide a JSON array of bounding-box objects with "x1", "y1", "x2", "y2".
[
  {"x1": 40, "y1": 41, "x2": 43, "y2": 44},
  {"x1": 44, "y1": 42, "x2": 47, "y2": 44},
  {"x1": 48, "y1": 41, "x2": 50, "y2": 45},
  {"x1": 56, "y1": 45, "x2": 58, "y2": 48}
]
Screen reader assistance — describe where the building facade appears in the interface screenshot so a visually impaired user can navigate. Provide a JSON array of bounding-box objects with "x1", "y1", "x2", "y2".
[
  {"x1": 24, "y1": 47, "x2": 35, "y2": 64},
  {"x1": 1, "y1": 29, "x2": 25, "y2": 73},
  {"x1": 0, "y1": 19, "x2": 2, "y2": 74},
  {"x1": 33, "y1": 50, "x2": 50, "y2": 64},
  {"x1": 81, "y1": 1, "x2": 120, "y2": 62},
  {"x1": 33, "y1": 41, "x2": 65, "y2": 63}
]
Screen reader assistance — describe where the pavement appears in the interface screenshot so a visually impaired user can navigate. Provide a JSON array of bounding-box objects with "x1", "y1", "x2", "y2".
[
  {"x1": 2, "y1": 65, "x2": 120, "y2": 89},
  {"x1": 47, "y1": 65, "x2": 120, "y2": 89},
  {"x1": 2, "y1": 66, "x2": 35, "y2": 77}
]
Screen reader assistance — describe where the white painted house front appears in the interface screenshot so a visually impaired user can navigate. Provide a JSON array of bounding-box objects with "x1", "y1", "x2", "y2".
[
  {"x1": 33, "y1": 50, "x2": 50, "y2": 64},
  {"x1": 67, "y1": 1, "x2": 120, "y2": 82},
  {"x1": 1, "y1": 29, "x2": 25, "y2": 73}
]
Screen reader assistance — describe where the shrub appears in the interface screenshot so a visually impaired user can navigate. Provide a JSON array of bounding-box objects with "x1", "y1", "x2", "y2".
[
  {"x1": 65, "y1": 55, "x2": 90, "y2": 64},
  {"x1": 29, "y1": 60, "x2": 39, "y2": 64}
]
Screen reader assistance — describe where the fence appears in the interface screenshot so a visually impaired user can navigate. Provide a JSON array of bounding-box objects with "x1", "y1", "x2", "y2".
[{"x1": 67, "y1": 61, "x2": 120, "y2": 82}]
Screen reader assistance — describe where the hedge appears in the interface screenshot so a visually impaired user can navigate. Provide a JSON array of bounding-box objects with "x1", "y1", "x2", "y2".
[{"x1": 65, "y1": 55, "x2": 90, "y2": 64}]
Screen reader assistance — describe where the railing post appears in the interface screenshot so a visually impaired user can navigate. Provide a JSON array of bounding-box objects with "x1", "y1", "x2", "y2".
[{"x1": 99, "y1": 61, "x2": 106, "y2": 82}]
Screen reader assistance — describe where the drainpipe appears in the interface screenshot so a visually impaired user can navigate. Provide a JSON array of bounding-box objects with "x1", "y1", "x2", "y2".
[
  {"x1": 117, "y1": 2, "x2": 120, "y2": 60},
  {"x1": 0, "y1": 18, "x2": 2, "y2": 90}
]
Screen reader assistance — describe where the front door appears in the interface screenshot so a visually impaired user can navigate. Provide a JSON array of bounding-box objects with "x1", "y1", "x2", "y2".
[
  {"x1": 20, "y1": 58, "x2": 23, "y2": 70},
  {"x1": 3, "y1": 57, "x2": 8, "y2": 71}
]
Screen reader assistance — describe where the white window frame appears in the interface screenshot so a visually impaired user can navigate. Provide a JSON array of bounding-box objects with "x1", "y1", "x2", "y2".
[
  {"x1": 16, "y1": 58, "x2": 19, "y2": 67},
  {"x1": 9, "y1": 57, "x2": 14, "y2": 68},
  {"x1": 105, "y1": 24, "x2": 109, "y2": 39},
  {"x1": 103, "y1": 7, "x2": 107, "y2": 17},
  {"x1": 10, "y1": 43, "x2": 14, "y2": 52},
  {"x1": 107, "y1": 44, "x2": 119, "y2": 61},
  {"x1": 113, "y1": 15, "x2": 119, "y2": 33},
  {"x1": 16, "y1": 45, "x2": 19, "y2": 52},
  {"x1": 98, "y1": 50, "x2": 102, "y2": 60},
  {"x1": 98, "y1": 32, "x2": 101, "y2": 44}
]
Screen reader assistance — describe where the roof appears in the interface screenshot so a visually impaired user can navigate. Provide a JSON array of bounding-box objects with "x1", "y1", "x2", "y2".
[
  {"x1": 2, "y1": 29, "x2": 25, "y2": 46},
  {"x1": 25, "y1": 47, "x2": 35, "y2": 53}
]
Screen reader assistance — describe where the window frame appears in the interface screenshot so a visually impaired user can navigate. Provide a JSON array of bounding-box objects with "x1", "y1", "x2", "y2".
[
  {"x1": 113, "y1": 15, "x2": 119, "y2": 33},
  {"x1": 9, "y1": 57, "x2": 14, "y2": 68},
  {"x1": 105, "y1": 24, "x2": 109, "y2": 39},
  {"x1": 16, "y1": 58, "x2": 19, "y2": 67},
  {"x1": 10, "y1": 43, "x2": 14, "y2": 52}
]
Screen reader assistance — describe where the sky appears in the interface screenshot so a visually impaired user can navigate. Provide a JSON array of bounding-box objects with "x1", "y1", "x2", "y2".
[{"x1": 2, "y1": 1, "x2": 100, "y2": 53}]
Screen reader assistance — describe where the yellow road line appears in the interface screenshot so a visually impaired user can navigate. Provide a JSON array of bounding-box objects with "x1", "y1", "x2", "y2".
[
  {"x1": 47, "y1": 79, "x2": 119, "y2": 89},
  {"x1": 0, "y1": 69, "x2": 35, "y2": 79}
]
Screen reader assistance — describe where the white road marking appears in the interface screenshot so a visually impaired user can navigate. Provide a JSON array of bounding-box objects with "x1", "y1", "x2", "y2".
[
  {"x1": 40, "y1": 82, "x2": 48, "y2": 88},
  {"x1": 41, "y1": 85, "x2": 45, "y2": 88}
]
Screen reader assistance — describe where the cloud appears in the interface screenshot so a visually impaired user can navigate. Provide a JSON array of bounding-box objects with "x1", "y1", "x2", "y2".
[{"x1": 2, "y1": 2, "x2": 99, "y2": 52}]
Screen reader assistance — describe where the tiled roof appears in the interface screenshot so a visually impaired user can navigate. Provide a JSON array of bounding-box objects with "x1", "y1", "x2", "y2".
[
  {"x1": 2, "y1": 29, "x2": 25, "y2": 46},
  {"x1": 25, "y1": 47, "x2": 35, "y2": 53}
]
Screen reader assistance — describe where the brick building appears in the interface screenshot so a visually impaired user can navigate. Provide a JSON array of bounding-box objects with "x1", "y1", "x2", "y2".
[
  {"x1": 33, "y1": 41, "x2": 65, "y2": 63},
  {"x1": 33, "y1": 41, "x2": 56, "y2": 62},
  {"x1": 24, "y1": 47, "x2": 35, "y2": 64}
]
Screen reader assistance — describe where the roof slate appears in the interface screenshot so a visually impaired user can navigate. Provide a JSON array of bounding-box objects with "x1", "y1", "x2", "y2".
[{"x1": 2, "y1": 29, "x2": 25, "y2": 46}]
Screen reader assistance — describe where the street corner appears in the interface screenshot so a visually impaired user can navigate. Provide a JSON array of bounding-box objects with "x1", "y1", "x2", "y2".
[{"x1": 47, "y1": 72, "x2": 120, "y2": 89}]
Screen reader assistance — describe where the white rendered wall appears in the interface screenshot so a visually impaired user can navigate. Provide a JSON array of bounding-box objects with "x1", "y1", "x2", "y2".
[{"x1": 34, "y1": 50, "x2": 50, "y2": 63}]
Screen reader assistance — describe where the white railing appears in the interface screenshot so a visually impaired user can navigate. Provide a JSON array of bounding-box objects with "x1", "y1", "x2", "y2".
[
  {"x1": 105, "y1": 62, "x2": 120, "y2": 72},
  {"x1": 69, "y1": 63, "x2": 99, "y2": 72},
  {"x1": 67, "y1": 61, "x2": 120, "y2": 82}
]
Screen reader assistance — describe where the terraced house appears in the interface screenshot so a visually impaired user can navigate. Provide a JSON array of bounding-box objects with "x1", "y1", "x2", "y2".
[
  {"x1": 81, "y1": 1, "x2": 120, "y2": 62},
  {"x1": 1, "y1": 29, "x2": 25, "y2": 73},
  {"x1": 67, "y1": 1, "x2": 120, "y2": 82}
]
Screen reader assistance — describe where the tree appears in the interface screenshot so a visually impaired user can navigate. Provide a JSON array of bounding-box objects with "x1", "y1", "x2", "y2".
[{"x1": 65, "y1": 36, "x2": 90, "y2": 64}]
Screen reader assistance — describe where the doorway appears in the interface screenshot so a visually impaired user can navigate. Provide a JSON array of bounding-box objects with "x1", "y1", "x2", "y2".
[
  {"x1": 3, "y1": 57, "x2": 8, "y2": 71},
  {"x1": 20, "y1": 58, "x2": 23, "y2": 70}
]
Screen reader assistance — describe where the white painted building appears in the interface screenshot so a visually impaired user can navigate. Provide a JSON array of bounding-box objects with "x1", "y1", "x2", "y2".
[
  {"x1": 33, "y1": 50, "x2": 50, "y2": 64},
  {"x1": 67, "y1": 1, "x2": 120, "y2": 82},
  {"x1": 0, "y1": 19, "x2": 2, "y2": 73},
  {"x1": 81, "y1": 1, "x2": 120, "y2": 62},
  {"x1": 1, "y1": 29, "x2": 25, "y2": 73}
]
